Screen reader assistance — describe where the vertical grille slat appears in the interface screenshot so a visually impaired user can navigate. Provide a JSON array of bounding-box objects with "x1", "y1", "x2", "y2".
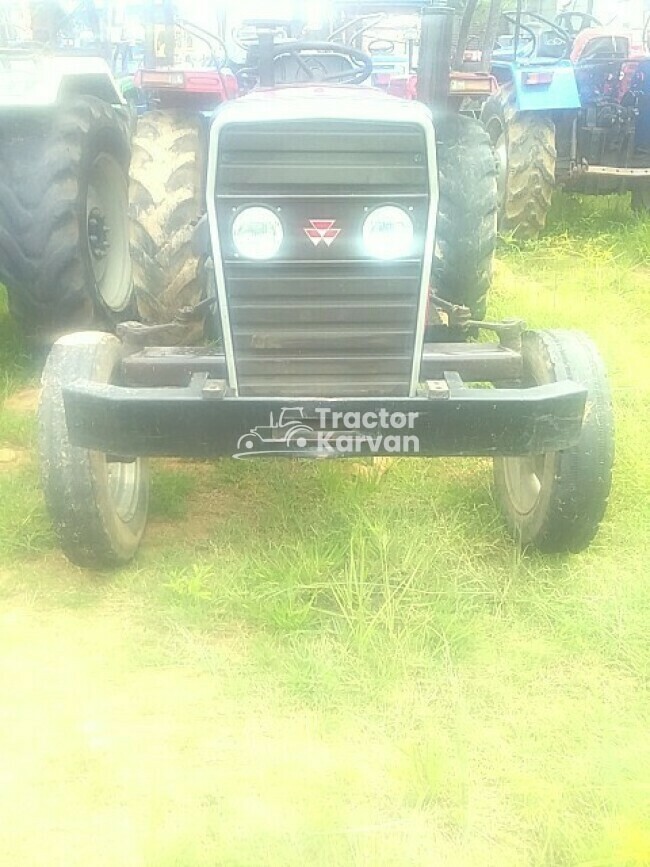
[{"x1": 216, "y1": 119, "x2": 429, "y2": 398}]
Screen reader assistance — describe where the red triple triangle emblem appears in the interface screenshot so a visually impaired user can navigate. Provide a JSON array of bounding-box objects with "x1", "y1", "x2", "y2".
[{"x1": 304, "y1": 219, "x2": 341, "y2": 247}]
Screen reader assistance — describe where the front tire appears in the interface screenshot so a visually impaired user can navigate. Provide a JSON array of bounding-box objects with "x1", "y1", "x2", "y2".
[
  {"x1": 432, "y1": 113, "x2": 498, "y2": 323},
  {"x1": 0, "y1": 97, "x2": 133, "y2": 341},
  {"x1": 39, "y1": 332, "x2": 150, "y2": 569},
  {"x1": 494, "y1": 330, "x2": 614, "y2": 553},
  {"x1": 481, "y1": 88, "x2": 556, "y2": 239}
]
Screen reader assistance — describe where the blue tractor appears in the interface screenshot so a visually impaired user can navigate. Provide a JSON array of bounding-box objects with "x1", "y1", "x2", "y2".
[{"x1": 481, "y1": 1, "x2": 650, "y2": 237}]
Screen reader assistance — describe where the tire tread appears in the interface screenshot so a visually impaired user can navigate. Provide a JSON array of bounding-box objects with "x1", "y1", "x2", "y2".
[{"x1": 433, "y1": 113, "x2": 498, "y2": 321}]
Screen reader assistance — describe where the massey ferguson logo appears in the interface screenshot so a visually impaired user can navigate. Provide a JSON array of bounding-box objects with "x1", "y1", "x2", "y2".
[{"x1": 304, "y1": 219, "x2": 341, "y2": 247}]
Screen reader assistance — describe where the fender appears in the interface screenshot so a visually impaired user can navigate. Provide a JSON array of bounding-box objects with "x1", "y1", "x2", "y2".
[
  {"x1": 0, "y1": 55, "x2": 124, "y2": 109},
  {"x1": 492, "y1": 60, "x2": 581, "y2": 112}
]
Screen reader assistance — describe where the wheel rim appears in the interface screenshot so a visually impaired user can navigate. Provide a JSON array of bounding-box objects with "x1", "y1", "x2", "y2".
[
  {"x1": 86, "y1": 152, "x2": 132, "y2": 312},
  {"x1": 501, "y1": 453, "x2": 548, "y2": 516},
  {"x1": 106, "y1": 459, "x2": 142, "y2": 523}
]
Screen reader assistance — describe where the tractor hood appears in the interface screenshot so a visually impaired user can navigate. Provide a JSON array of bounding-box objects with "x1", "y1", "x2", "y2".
[
  {"x1": 214, "y1": 84, "x2": 432, "y2": 127},
  {"x1": 206, "y1": 82, "x2": 438, "y2": 399},
  {"x1": 0, "y1": 54, "x2": 123, "y2": 108}
]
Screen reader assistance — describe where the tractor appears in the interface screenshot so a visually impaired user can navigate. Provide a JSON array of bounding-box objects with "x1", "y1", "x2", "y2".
[
  {"x1": 38, "y1": 0, "x2": 613, "y2": 568},
  {"x1": 482, "y1": 0, "x2": 650, "y2": 237},
  {"x1": 329, "y1": 1, "x2": 500, "y2": 113},
  {"x1": 0, "y1": 1, "x2": 133, "y2": 342},
  {"x1": 128, "y1": 1, "x2": 496, "y2": 337}
]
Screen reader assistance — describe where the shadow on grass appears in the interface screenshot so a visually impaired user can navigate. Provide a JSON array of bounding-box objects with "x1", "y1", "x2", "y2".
[{"x1": 0, "y1": 288, "x2": 40, "y2": 401}]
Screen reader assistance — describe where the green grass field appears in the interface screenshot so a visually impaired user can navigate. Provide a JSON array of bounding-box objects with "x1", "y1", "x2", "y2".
[{"x1": 0, "y1": 196, "x2": 649, "y2": 867}]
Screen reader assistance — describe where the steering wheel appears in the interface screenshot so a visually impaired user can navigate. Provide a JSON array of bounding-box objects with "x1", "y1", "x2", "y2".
[
  {"x1": 270, "y1": 41, "x2": 373, "y2": 85},
  {"x1": 554, "y1": 12, "x2": 602, "y2": 36},
  {"x1": 502, "y1": 11, "x2": 573, "y2": 58},
  {"x1": 501, "y1": 14, "x2": 540, "y2": 58},
  {"x1": 177, "y1": 19, "x2": 228, "y2": 69},
  {"x1": 368, "y1": 38, "x2": 395, "y2": 56},
  {"x1": 232, "y1": 19, "x2": 297, "y2": 55}
]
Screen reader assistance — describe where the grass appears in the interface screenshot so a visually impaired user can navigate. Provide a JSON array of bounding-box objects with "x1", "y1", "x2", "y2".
[{"x1": 0, "y1": 195, "x2": 649, "y2": 866}]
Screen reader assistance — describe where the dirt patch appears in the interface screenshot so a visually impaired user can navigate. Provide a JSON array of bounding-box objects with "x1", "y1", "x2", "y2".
[
  {"x1": 0, "y1": 448, "x2": 29, "y2": 472},
  {"x1": 5, "y1": 387, "x2": 40, "y2": 415},
  {"x1": 146, "y1": 487, "x2": 247, "y2": 549},
  {"x1": 348, "y1": 457, "x2": 395, "y2": 481}
]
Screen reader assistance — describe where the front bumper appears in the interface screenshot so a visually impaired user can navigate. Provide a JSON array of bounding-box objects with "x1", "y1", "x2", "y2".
[{"x1": 63, "y1": 355, "x2": 587, "y2": 459}]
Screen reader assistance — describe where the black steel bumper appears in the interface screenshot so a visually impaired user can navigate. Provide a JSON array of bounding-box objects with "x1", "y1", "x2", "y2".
[{"x1": 62, "y1": 361, "x2": 587, "y2": 460}]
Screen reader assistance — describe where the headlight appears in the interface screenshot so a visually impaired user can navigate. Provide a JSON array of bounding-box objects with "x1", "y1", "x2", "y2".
[
  {"x1": 232, "y1": 207, "x2": 284, "y2": 260},
  {"x1": 362, "y1": 205, "x2": 414, "y2": 260}
]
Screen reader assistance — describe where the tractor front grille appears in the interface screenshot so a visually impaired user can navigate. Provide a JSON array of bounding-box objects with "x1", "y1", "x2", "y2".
[{"x1": 215, "y1": 119, "x2": 430, "y2": 398}]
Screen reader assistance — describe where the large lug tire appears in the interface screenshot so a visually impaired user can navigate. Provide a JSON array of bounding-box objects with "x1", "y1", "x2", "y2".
[
  {"x1": 129, "y1": 110, "x2": 207, "y2": 342},
  {"x1": 39, "y1": 332, "x2": 150, "y2": 569},
  {"x1": 432, "y1": 113, "x2": 498, "y2": 323},
  {"x1": 0, "y1": 97, "x2": 133, "y2": 341},
  {"x1": 481, "y1": 88, "x2": 556, "y2": 240},
  {"x1": 494, "y1": 330, "x2": 614, "y2": 554}
]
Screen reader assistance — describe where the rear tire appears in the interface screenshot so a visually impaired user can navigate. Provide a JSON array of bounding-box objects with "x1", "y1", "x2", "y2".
[
  {"x1": 129, "y1": 110, "x2": 207, "y2": 343},
  {"x1": 0, "y1": 97, "x2": 133, "y2": 341},
  {"x1": 39, "y1": 332, "x2": 150, "y2": 569},
  {"x1": 481, "y1": 88, "x2": 556, "y2": 239},
  {"x1": 432, "y1": 115, "x2": 497, "y2": 328},
  {"x1": 494, "y1": 330, "x2": 614, "y2": 553},
  {"x1": 433, "y1": 113, "x2": 498, "y2": 323}
]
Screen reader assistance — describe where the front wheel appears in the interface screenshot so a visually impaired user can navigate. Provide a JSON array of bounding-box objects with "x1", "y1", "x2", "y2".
[
  {"x1": 494, "y1": 330, "x2": 614, "y2": 553},
  {"x1": 39, "y1": 332, "x2": 150, "y2": 569}
]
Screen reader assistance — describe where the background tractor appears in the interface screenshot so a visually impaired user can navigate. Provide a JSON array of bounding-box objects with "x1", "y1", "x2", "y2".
[
  {"x1": 37, "y1": 0, "x2": 613, "y2": 568},
  {"x1": 125, "y1": 0, "x2": 239, "y2": 340},
  {"x1": 0, "y1": 0, "x2": 133, "y2": 342},
  {"x1": 482, "y1": 0, "x2": 650, "y2": 237},
  {"x1": 328, "y1": 0, "x2": 500, "y2": 114}
]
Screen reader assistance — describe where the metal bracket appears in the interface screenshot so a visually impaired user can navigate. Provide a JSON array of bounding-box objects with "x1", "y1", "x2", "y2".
[
  {"x1": 425, "y1": 379, "x2": 450, "y2": 400},
  {"x1": 202, "y1": 379, "x2": 227, "y2": 399},
  {"x1": 472, "y1": 318, "x2": 526, "y2": 351},
  {"x1": 430, "y1": 294, "x2": 472, "y2": 330},
  {"x1": 430, "y1": 294, "x2": 526, "y2": 350},
  {"x1": 117, "y1": 298, "x2": 216, "y2": 349}
]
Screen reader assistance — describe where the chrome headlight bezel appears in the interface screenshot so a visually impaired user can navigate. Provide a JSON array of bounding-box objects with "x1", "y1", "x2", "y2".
[
  {"x1": 362, "y1": 205, "x2": 415, "y2": 261},
  {"x1": 232, "y1": 206, "x2": 284, "y2": 261}
]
